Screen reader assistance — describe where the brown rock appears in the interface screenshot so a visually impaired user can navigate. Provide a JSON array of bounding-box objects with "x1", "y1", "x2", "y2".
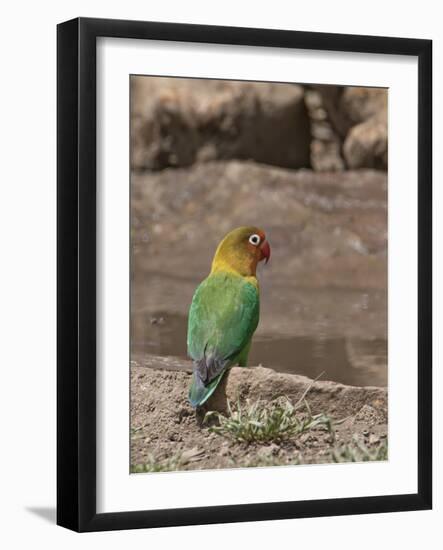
[
  {"x1": 340, "y1": 87, "x2": 387, "y2": 125},
  {"x1": 131, "y1": 76, "x2": 310, "y2": 171},
  {"x1": 209, "y1": 365, "x2": 387, "y2": 417},
  {"x1": 305, "y1": 89, "x2": 345, "y2": 171},
  {"x1": 344, "y1": 115, "x2": 388, "y2": 170},
  {"x1": 313, "y1": 85, "x2": 388, "y2": 170}
]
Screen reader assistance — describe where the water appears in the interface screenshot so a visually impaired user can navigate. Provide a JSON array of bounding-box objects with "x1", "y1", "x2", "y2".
[{"x1": 131, "y1": 311, "x2": 387, "y2": 387}]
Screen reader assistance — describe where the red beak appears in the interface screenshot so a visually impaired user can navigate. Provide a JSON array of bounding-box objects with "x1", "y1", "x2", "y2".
[{"x1": 260, "y1": 240, "x2": 271, "y2": 264}]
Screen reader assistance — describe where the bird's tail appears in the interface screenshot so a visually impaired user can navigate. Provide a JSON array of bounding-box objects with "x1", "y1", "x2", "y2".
[{"x1": 188, "y1": 370, "x2": 225, "y2": 408}]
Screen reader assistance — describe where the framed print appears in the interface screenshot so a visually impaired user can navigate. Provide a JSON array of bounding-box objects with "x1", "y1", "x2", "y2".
[{"x1": 57, "y1": 17, "x2": 432, "y2": 532}]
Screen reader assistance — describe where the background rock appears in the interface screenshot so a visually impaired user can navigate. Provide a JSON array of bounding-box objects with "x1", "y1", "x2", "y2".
[
  {"x1": 305, "y1": 89, "x2": 345, "y2": 171},
  {"x1": 343, "y1": 115, "x2": 388, "y2": 169},
  {"x1": 340, "y1": 87, "x2": 387, "y2": 126},
  {"x1": 131, "y1": 76, "x2": 311, "y2": 171},
  {"x1": 313, "y1": 85, "x2": 388, "y2": 170}
]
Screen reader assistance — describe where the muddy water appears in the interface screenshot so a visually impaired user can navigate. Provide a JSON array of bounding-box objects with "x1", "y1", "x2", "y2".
[{"x1": 131, "y1": 311, "x2": 387, "y2": 387}]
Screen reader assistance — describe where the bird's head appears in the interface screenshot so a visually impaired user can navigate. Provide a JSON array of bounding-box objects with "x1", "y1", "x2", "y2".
[{"x1": 211, "y1": 226, "x2": 271, "y2": 277}]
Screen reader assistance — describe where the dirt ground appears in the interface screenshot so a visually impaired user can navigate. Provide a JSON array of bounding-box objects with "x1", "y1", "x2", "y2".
[{"x1": 131, "y1": 355, "x2": 388, "y2": 472}]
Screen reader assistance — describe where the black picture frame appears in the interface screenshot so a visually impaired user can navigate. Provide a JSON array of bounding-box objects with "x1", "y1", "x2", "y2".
[{"x1": 57, "y1": 17, "x2": 432, "y2": 532}]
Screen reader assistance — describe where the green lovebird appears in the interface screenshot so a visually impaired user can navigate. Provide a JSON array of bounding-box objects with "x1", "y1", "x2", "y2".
[{"x1": 187, "y1": 226, "x2": 271, "y2": 408}]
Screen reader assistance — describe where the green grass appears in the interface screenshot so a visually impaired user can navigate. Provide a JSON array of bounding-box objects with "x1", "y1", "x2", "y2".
[
  {"x1": 331, "y1": 438, "x2": 388, "y2": 463},
  {"x1": 204, "y1": 395, "x2": 333, "y2": 444}
]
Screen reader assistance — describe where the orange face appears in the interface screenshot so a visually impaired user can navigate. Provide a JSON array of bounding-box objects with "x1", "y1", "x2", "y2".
[{"x1": 246, "y1": 229, "x2": 271, "y2": 265}]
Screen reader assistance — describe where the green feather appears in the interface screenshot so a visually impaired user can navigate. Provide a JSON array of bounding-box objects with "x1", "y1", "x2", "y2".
[{"x1": 187, "y1": 272, "x2": 259, "y2": 407}]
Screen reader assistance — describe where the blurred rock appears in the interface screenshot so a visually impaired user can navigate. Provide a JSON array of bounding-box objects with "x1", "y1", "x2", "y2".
[
  {"x1": 310, "y1": 139, "x2": 345, "y2": 172},
  {"x1": 305, "y1": 89, "x2": 345, "y2": 172},
  {"x1": 341, "y1": 87, "x2": 387, "y2": 125},
  {"x1": 313, "y1": 86, "x2": 388, "y2": 170},
  {"x1": 344, "y1": 115, "x2": 388, "y2": 170},
  {"x1": 131, "y1": 76, "x2": 311, "y2": 171},
  {"x1": 312, "y1": 85, "x2": 354, "y2": 139}
]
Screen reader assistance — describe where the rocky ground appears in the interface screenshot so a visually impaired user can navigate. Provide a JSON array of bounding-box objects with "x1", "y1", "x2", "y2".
[{"x1": 131, "y1": 356, "x2": 387, "y2": 471}]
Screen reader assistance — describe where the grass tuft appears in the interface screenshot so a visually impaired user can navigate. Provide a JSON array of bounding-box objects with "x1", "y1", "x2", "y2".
[{"x1": 204, "y1": 396, "x2": 333, "y2": 443}]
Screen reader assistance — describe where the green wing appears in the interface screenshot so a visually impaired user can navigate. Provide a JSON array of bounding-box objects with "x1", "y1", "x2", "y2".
[{"x1": 187, "y1": 272, "x2": 259, "y2": 386}]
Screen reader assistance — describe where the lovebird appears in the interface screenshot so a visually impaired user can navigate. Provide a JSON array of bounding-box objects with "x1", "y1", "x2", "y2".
[{"x1": 187, "y1": 226, "x2": 271, "y2": 408}]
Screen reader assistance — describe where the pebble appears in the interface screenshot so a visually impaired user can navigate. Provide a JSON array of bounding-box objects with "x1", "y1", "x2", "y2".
[{"x1": 220, "y1": 444, "x2": 230, "y2": 457}]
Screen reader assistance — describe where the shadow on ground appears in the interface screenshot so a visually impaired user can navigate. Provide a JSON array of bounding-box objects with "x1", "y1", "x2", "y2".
[{"x1": 26, "y1": 507, "x2": 56, "y2": 524}]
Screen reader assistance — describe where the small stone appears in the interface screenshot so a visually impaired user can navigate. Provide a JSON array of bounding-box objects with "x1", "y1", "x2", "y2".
[
  {"x1": 258, "y1": 443, "x2": 280, "y2": 458},
  {"x1": 268, "y1": 443, "x2": 280, "y2": 456},
  {"x1": 219, "y1": 444, "x2": 230, "y2": 457}
]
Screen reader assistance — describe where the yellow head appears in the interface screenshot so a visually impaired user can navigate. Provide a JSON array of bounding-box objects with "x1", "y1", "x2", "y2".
[{"x1": 210, "y1": 226, "x2": 271, "y2": 277}]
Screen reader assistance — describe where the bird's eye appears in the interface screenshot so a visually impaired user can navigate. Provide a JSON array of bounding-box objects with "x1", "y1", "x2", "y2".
[{"x1": 249, "y1": 234, "x2": 261, "y2": 246}]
